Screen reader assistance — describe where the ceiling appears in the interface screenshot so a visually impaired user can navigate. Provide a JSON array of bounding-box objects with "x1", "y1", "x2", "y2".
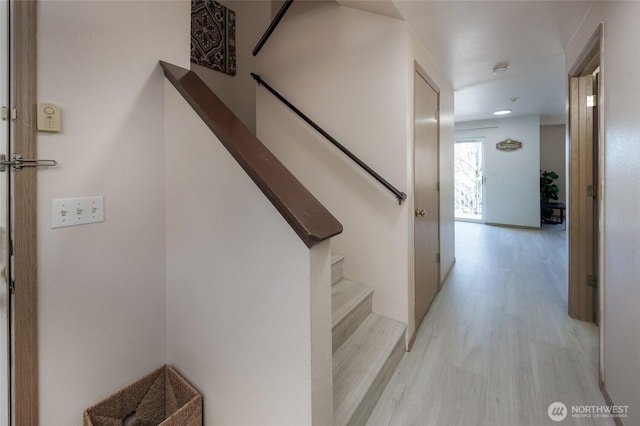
[{"x1": 340, "y1": 0, "x2": 593, "y2": 124}]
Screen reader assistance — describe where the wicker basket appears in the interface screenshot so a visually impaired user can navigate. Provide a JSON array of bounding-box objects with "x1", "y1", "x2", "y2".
[{"x1": 83, "y1": 365, "x2": 202, "y2": 426}]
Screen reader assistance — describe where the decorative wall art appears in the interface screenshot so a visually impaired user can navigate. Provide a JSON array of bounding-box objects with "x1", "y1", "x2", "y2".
[
  {"x1": 496, "y1": 138, "x2": 523, "y2": 151},
  {"x1": 191, "y1": 0, "x2": 236, "y2": 76}
]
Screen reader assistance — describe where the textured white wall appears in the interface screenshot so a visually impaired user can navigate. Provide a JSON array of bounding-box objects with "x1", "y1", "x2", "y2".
[
  {"x1": 566, "y1": 2, "x2": 640, "y2": 421},
  {"x1": 256, "y1": 2, "x2": 410, "y2": 326},
  {"x1": 165, "y1": 83, "x2": 329, "y2": 425},
  {"x1": 192, "y1": 0, "x2": 270, "y2": 133},
  {"x1": 540, "y1": 125, "x2": 566, "y2": 204},
  {"x1": 456, "y1": 115, "x2": 541, "y2": 228},
  {"x1": 36, "y1": 2, "x2": 189, "y2": 424}
]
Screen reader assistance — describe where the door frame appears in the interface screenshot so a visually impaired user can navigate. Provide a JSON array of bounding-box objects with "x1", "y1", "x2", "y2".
[
  {"x1": 13, "y1": 2, "x2": 38, "y2": 425},
  {"x1": 568, "y1": 23, "x2": 604, "y2": 386},
  {"x1": 410, "y1": 63, "x2": 441, "y2": 349}
]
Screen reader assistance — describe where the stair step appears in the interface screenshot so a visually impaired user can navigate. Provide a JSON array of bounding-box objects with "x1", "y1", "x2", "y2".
[
  {"x1": 332, "y1": 279, "x2": 373, "y2": 353},
  {"x1": 333, "y1": 313, "x2": 406, "y2": 426},
  {"x1": 331, "y1": 253, "x2": 345, "y2": 285}
]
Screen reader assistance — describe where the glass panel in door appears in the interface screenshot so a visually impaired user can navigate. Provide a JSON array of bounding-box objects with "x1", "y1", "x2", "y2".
[{"x1": 454, "y1": 139, "x2": 484, "y2": 221}]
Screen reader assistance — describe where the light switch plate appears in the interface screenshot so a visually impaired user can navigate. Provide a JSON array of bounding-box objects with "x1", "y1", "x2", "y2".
[{"x1": 51, "y1": 196, "x2": 104, "y2": 228}]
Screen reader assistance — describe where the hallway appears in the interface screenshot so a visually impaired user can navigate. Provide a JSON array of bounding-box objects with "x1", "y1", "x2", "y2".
[{"x1": 368, "y1": 222, "x2": 612, "y2": 425}]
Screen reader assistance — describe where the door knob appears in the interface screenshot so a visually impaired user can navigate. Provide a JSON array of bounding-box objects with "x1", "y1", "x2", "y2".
[{"x1": 415, "y1": 209, "x2": 426, "y2": 217}]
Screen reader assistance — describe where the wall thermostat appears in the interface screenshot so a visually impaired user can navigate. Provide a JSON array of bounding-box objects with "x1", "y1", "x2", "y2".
[{"x1": 37, "y1": 102, "x2": 62, "y2": 132}]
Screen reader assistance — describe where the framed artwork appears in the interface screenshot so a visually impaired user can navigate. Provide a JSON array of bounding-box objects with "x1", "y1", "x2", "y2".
[{"x1": 191, "y1": 0, "x2": 236, "y2": 76}]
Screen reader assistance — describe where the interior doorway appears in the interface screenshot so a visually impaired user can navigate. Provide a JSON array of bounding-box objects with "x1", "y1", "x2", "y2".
[
  {"x1": 568, "y1": 25, "x2": 602, "y2": 325},
  {"x1": 568, "y1": 24, "x2": 603, "y2": 383},
  {"x1": 454, "y1": 138, "x2": 484, "y2": 222}
]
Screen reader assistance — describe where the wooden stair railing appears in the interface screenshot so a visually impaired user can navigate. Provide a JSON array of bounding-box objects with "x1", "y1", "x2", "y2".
[{"x1": 161, "y1": 61, "x2": 342, "y2": 248}]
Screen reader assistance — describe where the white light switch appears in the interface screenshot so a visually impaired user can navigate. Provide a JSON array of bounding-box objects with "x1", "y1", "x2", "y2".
[{"x1": 51, "y1": 196, "x2": 104, "y2": 228}]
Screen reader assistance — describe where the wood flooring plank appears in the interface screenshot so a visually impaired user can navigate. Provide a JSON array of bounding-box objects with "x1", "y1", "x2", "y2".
[{"x1": 366, "y1": 223, "x2": 612, "y2": 426}]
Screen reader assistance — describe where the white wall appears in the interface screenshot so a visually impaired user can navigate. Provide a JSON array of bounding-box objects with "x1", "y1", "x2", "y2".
[
  {"x1": 256, "y1": 2, "x2": 410, "y2": 328},
  {"x1": 36, "y1": 2, "x2": 189, "y2": 424},
  {"x1": 566, "y1": 2, "x2": 640, "y2": 422},
  {"x1": 255, "y1": 2, "x2": 455, "y2": 342},
  {"x1": 540, "y1": 125, "x2": 566, "y2": 203},
  {"x1": 192, "y1": 0, "x2": 270, "y2": 133},
  {"x1": 165, "y1": 83, "x2": 332, "y2": 425},
  {"x1": 455, "y1": 115, "x2": 541, "y2": 228}
]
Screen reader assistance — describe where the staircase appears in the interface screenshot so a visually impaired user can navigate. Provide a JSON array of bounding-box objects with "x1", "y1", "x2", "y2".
[{"x1": 331, "y1": 254, "x2": 406, "y2": 425}]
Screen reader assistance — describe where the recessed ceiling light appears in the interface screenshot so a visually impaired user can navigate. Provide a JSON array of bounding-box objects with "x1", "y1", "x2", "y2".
[
  {"x1": 492, "y1": 64, "x2": 509, "y2": 76},
  {"x1": 493, "y1": 109, "x2": 512, "y2": 116}
]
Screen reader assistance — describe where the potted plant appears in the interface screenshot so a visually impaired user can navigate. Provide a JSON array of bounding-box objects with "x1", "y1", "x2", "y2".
[{"x1": 540, "y1": 170, "x2": 560, "y2": 223}]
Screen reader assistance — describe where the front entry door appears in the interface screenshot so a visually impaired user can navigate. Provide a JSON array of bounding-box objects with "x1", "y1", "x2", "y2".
[
  {"x1": 414, "y1": 70, "x2": 440, "y2": 328},
  {"x1": 0, "y1": 1, "x2": 10, "y2": 424}
]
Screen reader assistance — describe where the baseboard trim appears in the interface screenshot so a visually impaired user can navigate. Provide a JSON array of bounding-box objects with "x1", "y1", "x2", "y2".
[
  {"x1": 601, "y1": 385, "x2": 625, "y2": 426},
  {"x1": 441, "y1": 257, "x2": 456, "y2": 288},
  {"x1": 407, "y1": 330, "x2": 416, "y2": 352},
  {"x1": 485, "y1": 222, "x2": 540, "y2": 230}
]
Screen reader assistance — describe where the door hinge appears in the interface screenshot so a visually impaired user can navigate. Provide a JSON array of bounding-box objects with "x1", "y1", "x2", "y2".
[
  {"x1": 0, "y1": 107, "x2": 14, "y2": 120},
  {"x1": 9, "y1": 280, "x2": 15, "y2": 294},
  {"x1": 587, "y1": 185, "x2": 597, "y2": 198},
  {"x1": 8, "y1": 239, "x2": 13, "y2": 256},
  {"x1": 436, "y1": 253, "x2": 441, "y2": 263},
  {"x1": 587, "y1": 95, "x2": 597, "y2": 107},
  {"x1": 435, "y1": 110, "x2": 439, "y2": 120},
  {"x1": 587, "y1": 274, "x2": 597, "y2": 288},
  {"x1": 436, "y1": 181, "x2": 440, "y2": 192}
]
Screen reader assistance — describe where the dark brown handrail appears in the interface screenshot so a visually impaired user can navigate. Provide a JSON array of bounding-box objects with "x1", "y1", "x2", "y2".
[
  {"x1": 252, "y1": 0, "x2": 294, "y2": 56},
  {"x1": 160, "y1": 61, "x2": 342, "y2": 248},
  {"x1": 251, "y1": 73, "x2": 407, "y2": 205}
]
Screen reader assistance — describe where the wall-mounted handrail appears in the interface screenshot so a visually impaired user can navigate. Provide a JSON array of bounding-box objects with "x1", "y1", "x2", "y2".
[
  {"x1": 252, "y1": 0, "x2": 294, "y2": 56},
  {"x1": 251, "y1": 73, "x2": 407, "y2": 205},
  {"x1": 161, "y1": 61, "x2": 343, "y2": 248}
]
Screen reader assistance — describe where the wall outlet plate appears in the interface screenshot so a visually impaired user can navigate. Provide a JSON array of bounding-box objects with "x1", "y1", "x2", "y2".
[{"x1": 51, "y1": 196, "x2": 104, "y2": 228}]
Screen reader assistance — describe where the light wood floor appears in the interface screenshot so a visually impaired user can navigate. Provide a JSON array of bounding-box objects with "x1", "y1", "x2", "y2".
[{"x1": 367, "y1": 222, "x2": 612, "y2": 426}]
